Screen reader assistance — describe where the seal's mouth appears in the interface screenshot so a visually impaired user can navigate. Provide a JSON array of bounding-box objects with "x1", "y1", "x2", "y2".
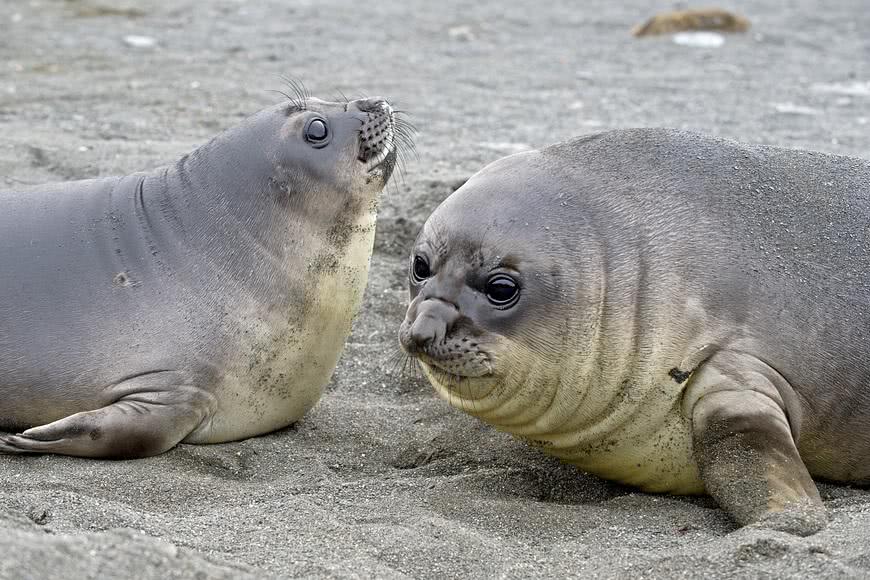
[
  {"x1": 411, "y1": 351, "x2": 494, "y2": 383},
  {"x1": 358, "y1": 102, "x2": 396, "y2": 174},
  {"x1": 427, "y1": 369, "x2": 488, "y2": 390},
  {"x1": 366, "y1": 146, "x2": 398, "y2": 180},
  {"x1": 397, "y1": 313, "x2": 495, "y2": 384}
]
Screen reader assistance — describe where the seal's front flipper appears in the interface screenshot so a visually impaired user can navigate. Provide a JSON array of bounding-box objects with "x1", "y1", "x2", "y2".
[
  {"x1": 0, "y1": 376, "x2": 216, "y2": 458},
  {"x1": 684, "y1": 351, "x2": 826, "y2": 536}
]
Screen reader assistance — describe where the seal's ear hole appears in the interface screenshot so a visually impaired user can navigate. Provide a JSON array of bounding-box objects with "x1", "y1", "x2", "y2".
[
  {"x1": 304, "y1": 117, "x2": 330, "y2": 148},
  {"x1": 485, "y1": 274, "x2": 520, "y2": 308}
]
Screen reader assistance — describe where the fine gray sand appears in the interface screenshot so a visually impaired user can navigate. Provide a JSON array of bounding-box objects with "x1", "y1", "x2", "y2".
[{"x1": 1, "y1": 0, "x2": 869, "y2": 578}]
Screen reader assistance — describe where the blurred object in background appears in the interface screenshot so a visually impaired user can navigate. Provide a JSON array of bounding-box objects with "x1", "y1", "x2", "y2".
[{"x1": 632, "y1": 8, "x2": 750, "y2": 37}]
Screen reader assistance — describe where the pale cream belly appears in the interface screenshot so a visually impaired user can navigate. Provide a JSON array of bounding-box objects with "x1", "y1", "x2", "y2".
[
  {"x1": 186, "y1": 213, "x2": 377, "y2": 444},
  {"x1": 198, "y1": 318, "x2": 350, "y2": 443},
  {"x1": 531, "y1": 404, "x2": 704, "y2": 495},
  {"x1": 431, "y1": 365, "x2": 705, "y2": 495}
]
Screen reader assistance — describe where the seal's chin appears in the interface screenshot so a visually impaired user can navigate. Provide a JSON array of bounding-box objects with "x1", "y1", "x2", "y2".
[
  {"x1": 420, "y1": 363, "x2": 469, "y2": 386},
  {"x1": 417, "y1": 359, "x2": 499, "y2": 404},
  {"x1": 365, "y1": 144, "x2": 397, "y2": 180}
]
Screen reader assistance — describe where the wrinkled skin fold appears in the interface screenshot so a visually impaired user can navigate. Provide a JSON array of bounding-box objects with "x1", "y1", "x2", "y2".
[
  {"x1": 0, "y1": 94, "x2": 408, "y2": 458},
  {"x1": 399, "y1": 128, "x2": 870, "y2": 536}
]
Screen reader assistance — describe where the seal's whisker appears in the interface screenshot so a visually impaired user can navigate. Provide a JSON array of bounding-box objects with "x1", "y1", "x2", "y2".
[
  {"x1": 389, "y1": 104, "x2": 415, "y2": 119},
  {"x1": 381, "y1": 122, "x2": 413, "y2": 193},
  {"x1": 397, "y1": 139, "x2": 419, "y2": 164},
  {"x1": 392, "y1": 143, "x2": 417, "y2": 174},
  {"x1": 403, "y1": 355, "x2": 414, "y2": 380},
  {"x1": 402, "y1": 356, "x2": 422, "y2": 385},
  {"x1": 385, "y1": 349, "x2": 409, "y2": 377},
  {"x1": 393, "y1": 121, "x2": 418, "y2": 157},
  {"x1": 394, "y1": 116, "x2": 418, "y2": 136},
  {"x1": 430, "y1": 367, "x2": 470, "y2": 414},
  {"x1": 384, "y1": 97, "x2": 406, "y2": 110},
  {"x1": 412, "y1": 358, "x2": 424, "y2": 384},
  {"x1": 395, "y1": 120, "x2": 415, "y2": 138},
  {"x1": 454, "y1": 375, "x2": 472, "y2": 415},
  {"x1": 400, "y1": 356, "x2": 417, "y2": 380},
  {"x1": 393, "y1": 142, "x2": 411, "y2": 167},
  {"x1": 394, "y1": 118, "x2": 419, "y2": 133},
  {"x1": 393, "y1": 126, "x2": 417, "y2": 151},
  {"x1": 279, "y1": 75, "x2": 309, "y2": 110},
  {"x1": 413, "y1": 359, "x2": 424, "y2": 384},
  {"x1": 388, "y1": 173, "x2": 403, "y2": 198},
  {"x1": 383, "y1": 348, "x2": 400, "y2": 368},
  {"x1": 452, "y1": 371, "x2": 477, "y2": 415},
  {"x1": 386, "y1": 349, "x2": 427, "y2": 386},
  {"x1": 298, "y1": 79, "x2": 311, "y2": 100},
  {"x1": 446, "y1": 371, "x2": 466, "y2": 413},
  {"x1": 392, "y1": 151, "x2": 410, "y2": 186},
  {"x1": 396, "y1": 135, "x2": 417, "y2": 156},
  {"x1": 267, "y1": 89, "x2": 296, "y2": 103},
  {"x1": 395, "y1": 150, "x2": 408, "y2": 174},
  {"x1": 383, "y1": 163, "x2": 405, "y2": 196}
]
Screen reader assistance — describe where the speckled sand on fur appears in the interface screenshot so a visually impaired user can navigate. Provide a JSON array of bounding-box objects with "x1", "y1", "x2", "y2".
[{"x1": 1, "y1": 0, "x2": 869, "y2": 578}]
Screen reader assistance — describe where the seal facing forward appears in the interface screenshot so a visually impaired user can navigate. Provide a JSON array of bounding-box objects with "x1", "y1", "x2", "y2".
[
  {"x1": 1, "y1": 91, "x2": 409, "y2": 458},
  {"x1": 399, "y1": 128, "x2": 870, "y2": 535}
]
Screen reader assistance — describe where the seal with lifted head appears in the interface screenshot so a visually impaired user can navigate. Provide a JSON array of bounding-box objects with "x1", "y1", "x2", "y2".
[
  {"x1": 399, "y1": 128, "x2": 870, "y2": 535},
  {"x1": 0, "y1": 87, "x2": 411, "y2": 458}
]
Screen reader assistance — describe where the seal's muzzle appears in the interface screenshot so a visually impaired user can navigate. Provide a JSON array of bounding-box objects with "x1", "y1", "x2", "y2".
[{"x1": 354, "y1": 98, "x2": 395, "y2": 171}]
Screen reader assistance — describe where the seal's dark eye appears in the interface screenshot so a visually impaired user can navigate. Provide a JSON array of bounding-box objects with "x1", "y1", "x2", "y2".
[
  {"x1": 411, "y1": 255, "x2": 430, "y2": 283},
  {"x1": 305, "y1": 118, "x2": 329, "y2": 146},
  {"x1": 485, "y1": 274, "x2": 520, "y2": 308}
]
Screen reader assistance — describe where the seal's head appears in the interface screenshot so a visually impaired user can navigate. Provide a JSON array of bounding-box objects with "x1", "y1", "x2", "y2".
[
  {"x1": 269, "y1": 92, "x2": 402, "y2": 207},
  {"x1": 398, "y1": 151, "x2": 598, "y2": 423},
  {"x1": 188, "y1": 87, "x2": 412, "y2": 272},
  {"x1": 199, "y1": 87, "x2": 409, "y2": 231}
]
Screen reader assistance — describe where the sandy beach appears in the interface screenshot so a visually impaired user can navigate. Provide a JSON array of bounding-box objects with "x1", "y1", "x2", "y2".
[{"x1": 1, "y1": 0, "x2": 869, "y2": 577}]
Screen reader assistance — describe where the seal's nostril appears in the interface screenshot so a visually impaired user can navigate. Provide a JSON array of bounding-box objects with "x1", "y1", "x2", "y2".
[
  {"x1": 354, "y1": 97, "x2": 388, "y2": 114},
  {"x1": 409, "y1": 324, "x2": 436, "y2": 348}
]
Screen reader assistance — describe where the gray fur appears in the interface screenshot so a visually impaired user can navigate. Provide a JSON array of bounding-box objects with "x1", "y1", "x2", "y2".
[
  {"x1": 399, "y1": 129, "x2": 870, "y2": 534},
  {"x1": 1, "y1": 96, "x2": 400, "y2": 458}
]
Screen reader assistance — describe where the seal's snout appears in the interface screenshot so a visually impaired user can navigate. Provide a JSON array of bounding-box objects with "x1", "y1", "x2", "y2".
[
  {"x1": 350, "y1": 97, "x2": 395, "y2": 169},
  {"x1": 398, "y1": 298, "x2": 493, "y2": 380},
  {"x1": 401, "y1": 298, "x2": 460, "y2": 353}
]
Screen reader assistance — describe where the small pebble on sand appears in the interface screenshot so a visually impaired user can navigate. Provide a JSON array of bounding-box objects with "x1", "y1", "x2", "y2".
[
  {"x1": 123, "y1": 35, "x2": 157, "y2": 49},
  {"x1": 672, "y1": 31, "x2": 725, "y2": 48}
]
